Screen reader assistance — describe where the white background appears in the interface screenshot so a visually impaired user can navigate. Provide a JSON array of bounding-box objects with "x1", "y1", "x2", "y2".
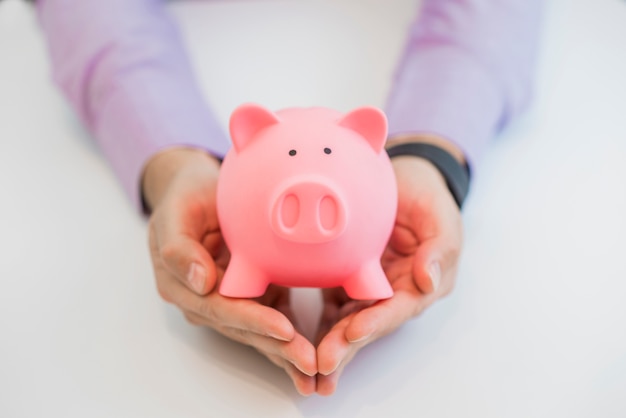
[{"x1": 1, "y1": 0, "x2": 626, "y2": 417}]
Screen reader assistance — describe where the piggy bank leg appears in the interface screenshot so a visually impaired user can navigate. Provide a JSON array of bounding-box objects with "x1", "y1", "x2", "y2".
[
  {"x1": 343, "y1": 260, "x2": 393, "y2": 300},
  {"x1": 219, "y1": 256, "x2": 269, "y2": 298}
]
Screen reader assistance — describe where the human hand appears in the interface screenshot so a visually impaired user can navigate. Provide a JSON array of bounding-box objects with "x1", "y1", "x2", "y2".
[
  {"x1": 315, "y1": 136, "x2": 464, "y2": 395},
  {"x1": 143, "y1": 147, "x2": 317, "y2": 395}
]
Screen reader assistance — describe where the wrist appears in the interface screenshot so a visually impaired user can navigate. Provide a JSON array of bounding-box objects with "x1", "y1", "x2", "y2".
[
  {"x1": 386, "y1": 133, "x2": 466, "y2": 166},
  {"x1": 141, "y1": 147, "x2": 221, "y2": 213},
  {"x1": 386, "y1": 134, "x2": 470, "y2": 209}
]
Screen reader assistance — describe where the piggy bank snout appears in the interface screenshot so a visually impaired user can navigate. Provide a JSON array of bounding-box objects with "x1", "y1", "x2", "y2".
[{"x1": 271, "y1": 177, "x2": 347, "y2": 244}]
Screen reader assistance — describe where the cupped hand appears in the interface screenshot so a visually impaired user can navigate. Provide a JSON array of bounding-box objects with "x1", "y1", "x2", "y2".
[
  {"x1": 315, "y1": 138, "x2": 464, "y2": 395},
  {"x1": 143, "y1": 147, "x2": 317, "y2": 395}
]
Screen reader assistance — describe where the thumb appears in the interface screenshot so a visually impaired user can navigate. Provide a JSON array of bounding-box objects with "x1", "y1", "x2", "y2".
[
  {"x1": 149, "y1": 216, "x2": 219, "y2": 295},
  {"x1": 411, "y1": 238, "x2": 446, "y2": 294},
  {"x1": 159, "y1": 237, "x2": 219, "y2": 295}
]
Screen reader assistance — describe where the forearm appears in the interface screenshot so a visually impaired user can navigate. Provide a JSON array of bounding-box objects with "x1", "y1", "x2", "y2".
[
  {"x1": 385, "y1": 0, "x2": 544, "y2": 167},
  {"x1": 37, "y1": 0, "x2": 230, "y2": 210}
]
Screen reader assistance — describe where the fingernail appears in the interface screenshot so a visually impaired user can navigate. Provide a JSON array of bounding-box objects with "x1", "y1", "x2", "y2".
[
  {"x1": 187, "y1": 263, "x2": 206, "y2": 294},
  {"x1": 348, "y1": 333, "x2": 372, "y2": 344},
  {"x1": 324, "y1": 359, "x2": 342, "y2": 376},
  {"x1": 428, "y1": 261, "x2": 441, "y2": 292},
  {"x1": 267, "y1": 332, "x2": 291, "y2": 342},
  {"x1": 292, "y1": 361, "x2": 316, "y2": 377}
]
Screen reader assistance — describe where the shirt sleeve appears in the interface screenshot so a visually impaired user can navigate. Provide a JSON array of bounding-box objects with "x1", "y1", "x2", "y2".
[
  {"x1": 385, "y1": 0, "x2": 544, "y2": 167},
  {"x1": 36, "y1": 0, "x2": 231, "y2": 210}
]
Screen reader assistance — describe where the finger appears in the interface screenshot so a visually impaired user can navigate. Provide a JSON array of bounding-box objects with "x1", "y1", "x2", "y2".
[
  {"x1": 179, "y1": 287, "x2": 296, "y2": 342},
  {"x1": 265, "y1": 353, "x2": 317, "y2": 396},
  {"x1": 149, "y1": 233, "x2": 192, "y2": 304},
  {"x1": 316, "y1": 295, "x2": 374, "y2": 346},
  {"x1": 316, "y1": 314, "x2": 357, "y2": 376},
  {"x1": 317, "y1": 290, "x2": 433, "y2": 372},
  {"x1": 162, "y1": 268, "x2": 296, "y2": 343},
  {"x1": 316, "y1": 363, "x2": 345, "y2": 396},
  {"x1": 408, "y1": 195, "x2": 462, "y2": 294},
  {"x1": 411, "y1": 234, "x2": 461, "y2": 295},
  {"x1": 343, "y1": 289, "x2": 436, "y2": 344},
  {"x1": 288, "y1": 365, "x2": 317, "y2": 396},
  {"x1": 257, "y1": 287, "x2": 317, "y2": 346},
  {"x1": 184, "y1": 309, "x2": 317, "y2": 379},
  {"x1": 149, "y1": 213, "x2": 218, "y2": 295},
  {"x1": 316, "y1": 313, "x2": 364, "y2": 396},
  {"x1": 317, "y1": 299, "x2": 403, "y2": 377},
  {"x1": 201, "y1": 230, "x2": 230, "y2": 273},
  {"x1": 259, "y1": 333, "x2": 318, "y2": 377}
]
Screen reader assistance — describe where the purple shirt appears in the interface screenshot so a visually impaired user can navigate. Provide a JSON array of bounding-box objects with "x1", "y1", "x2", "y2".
[{"x1": 36, "y1": 0, "x2": 543, "y2": 210}]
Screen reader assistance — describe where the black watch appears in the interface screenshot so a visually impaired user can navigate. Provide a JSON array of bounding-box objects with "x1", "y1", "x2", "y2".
[{"x1": 385, "y1": 142, "x2": 471, "y2": 209}]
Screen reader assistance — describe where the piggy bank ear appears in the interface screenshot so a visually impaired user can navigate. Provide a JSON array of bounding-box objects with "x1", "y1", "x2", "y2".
[
  {"x1": 229, "y1": 103, "x2": 280, "y2": 152},
  {"x1": 338, "y1": 107, "x2": 388, "y2": 153}
]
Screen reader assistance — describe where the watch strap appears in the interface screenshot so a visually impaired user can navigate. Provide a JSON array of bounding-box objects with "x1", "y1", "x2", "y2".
[{"x1": 385, "y1": 142, "x2": 470, "y2": 209}]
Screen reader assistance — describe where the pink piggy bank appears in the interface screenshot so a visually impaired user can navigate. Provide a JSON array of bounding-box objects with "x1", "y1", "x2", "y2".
[{"x1": 216, "y1": 103, "x2": 398, "y2": 300}]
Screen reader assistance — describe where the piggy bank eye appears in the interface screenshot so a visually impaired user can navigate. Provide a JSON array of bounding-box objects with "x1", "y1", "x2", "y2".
[
  {"x1": 324, "y1": 147, "x2": 332, "y2": 155},
  {"x1": 289, "y1": 149, "x2": 297, "y2": 156}
]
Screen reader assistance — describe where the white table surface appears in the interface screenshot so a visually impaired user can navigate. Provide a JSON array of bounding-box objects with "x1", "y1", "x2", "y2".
[{"x1": 1, "y1": 0, "x2": 626, "y2": 417}]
